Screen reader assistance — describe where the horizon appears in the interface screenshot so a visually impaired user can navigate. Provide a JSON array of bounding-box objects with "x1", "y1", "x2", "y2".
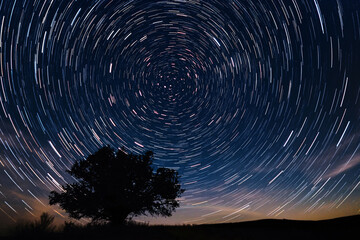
[
  {"x1": 1, "y1": 209, "x2": 359, "y2": 229},
  {"x1": 0, "y1": 0, "x2": 360, "y2": 227}
]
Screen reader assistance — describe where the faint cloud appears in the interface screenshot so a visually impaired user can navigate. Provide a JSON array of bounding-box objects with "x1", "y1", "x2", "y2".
[{"x1": 324, "y1": 153, "x2": 360, "y2": 178}]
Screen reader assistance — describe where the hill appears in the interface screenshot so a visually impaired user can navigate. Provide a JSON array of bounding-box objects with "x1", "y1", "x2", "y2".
[{"x1": 1, "y1": 215, "x2": 359, "y2": 240}]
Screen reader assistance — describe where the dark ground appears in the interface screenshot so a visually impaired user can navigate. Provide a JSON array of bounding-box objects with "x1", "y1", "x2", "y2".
[{"x1": 1, "y1": 215, "x2": 358, "y2": 240}]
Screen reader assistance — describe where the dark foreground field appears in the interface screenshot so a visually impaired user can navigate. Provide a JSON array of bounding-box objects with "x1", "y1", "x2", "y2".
[{"x1": 1, "y1": 215, "x2": 359, "y2": 240}]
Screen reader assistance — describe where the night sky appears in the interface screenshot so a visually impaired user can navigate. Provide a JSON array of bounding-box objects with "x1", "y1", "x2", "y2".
[{"x1": 0, "y1": 0, "x2": 359, "y2": 226}]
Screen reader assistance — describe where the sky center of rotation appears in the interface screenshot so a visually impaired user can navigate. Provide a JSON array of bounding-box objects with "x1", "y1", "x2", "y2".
[{"x1": 0, "y1": 0, "x2": 360, "y2": 225}]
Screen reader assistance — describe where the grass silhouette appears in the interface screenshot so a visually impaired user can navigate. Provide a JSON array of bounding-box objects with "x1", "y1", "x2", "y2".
[{"x1": 7, "y1": 212, "x2": 56, "y2": 238}]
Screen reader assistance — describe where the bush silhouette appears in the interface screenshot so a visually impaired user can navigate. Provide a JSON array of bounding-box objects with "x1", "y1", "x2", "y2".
[
  {"x1": 49, "y1": 146, "x2": 184, "y2": 225},
  {"x1": 35, "y1": 212, "x2": 56, "y2": 232},
  {"x1": 13, "y1": 212, "x2": 56, "y2": 236}
]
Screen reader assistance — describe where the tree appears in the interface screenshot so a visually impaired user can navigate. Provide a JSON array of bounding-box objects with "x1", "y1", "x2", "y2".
[{"x1": 49, "y1": 146, "x2": 184, "y2": 225}]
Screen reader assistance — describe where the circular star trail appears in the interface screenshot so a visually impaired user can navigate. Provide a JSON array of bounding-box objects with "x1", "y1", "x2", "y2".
[{"x1": 0, "y1": 0, "x2": 359, "y2": 225}]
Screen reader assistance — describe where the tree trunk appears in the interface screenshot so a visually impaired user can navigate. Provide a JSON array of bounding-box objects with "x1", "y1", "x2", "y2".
[{"x1": 110, "y1": 212, "x2": 129, "y2": 226}]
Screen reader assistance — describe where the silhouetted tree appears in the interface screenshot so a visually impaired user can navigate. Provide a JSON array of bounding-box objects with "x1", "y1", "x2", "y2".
[{"x1": 49, "y1": 146, "x2": 184, "y2": 225}]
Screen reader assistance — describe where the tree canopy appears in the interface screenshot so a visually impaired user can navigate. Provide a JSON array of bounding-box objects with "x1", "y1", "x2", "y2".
[{"x1": 49, "y1": 146, "x2": 184, "y2": 225}]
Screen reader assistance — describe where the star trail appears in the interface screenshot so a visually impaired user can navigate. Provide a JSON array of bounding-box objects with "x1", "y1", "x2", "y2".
[{"x1": 0, "y1": 0, "x2": 359, "y2": 226}]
